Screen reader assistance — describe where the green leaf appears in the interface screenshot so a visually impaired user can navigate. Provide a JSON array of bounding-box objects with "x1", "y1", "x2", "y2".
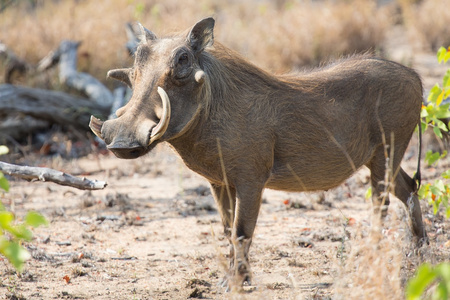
[
  {"x1": 434, "y1": 126, "x2": 443, "y2": 139},
  {"x1": 406, "y1": 263, "x2": 437, "y2": 300},
  {"x1": 434, "y1": 107, "x2": 450, "y2": 120},
  {"x1": 433, "y1": 200, "x2": 439, "y2": 214},
  {"x1": 437, "y1": 91, "x2": 445, "y2": 106},
  {"x1": 418, "y1": 184, "x2": 430, "y2": 199},
  {"x1": 442, "y1": 170, "x2": 450, "y2": 179},
  {"x1": 421, "y1": 120, "x2": 428, "y2": 135},
  {"x1": 437, "y1": 47, "x2": 450, "y2": 64},
  {"x1": 0, "y1": 145, "x2": 8, "y2": 156},
  {"x1": 0, "y1": 211, "x2": 14, "y2": 229},
  {"x1": 443, "y1": 70, "x2": 450, "y2": 88},
  {"x1": 429, "y1": 84, "x2": 442, "y2": 104},
  {"x1": 434, "y1": 263, "x2": 450, "y2": 300},
  {"x1": 436, "y1": 263, "x2": 450, "y2": 281},
  {"x1": 444, "y1": 89, "x2": 450, "y2": 99},
  {"x1": 9, "y1": 224, "x2": 33, "y2": 241},
  {"x1": 0, "y1": 237, "x2": 31, "y2": 272},
  {"x1": 365, "y1": 186, "x2": 372, "y2": 200},
  {"x1": 425, "y1": 150, "x2": 442, "y2": 166},
  {"x1": 437, "y1": 47, "x2": 447, "y2": 63},
  {"x1": 421, "y1": 106, "x2": 429, "y2": 118},
  {"x1": 446, "y1": 51, "x2": 450, "y2": 64},
  {"x1": 0, "y1": 173, "x2": 9, "y2": 192},
  {"x1": 434, "y1": 283, "x2": 448, "y2": 300},
  {"x1": 25, "y1": 211, "x2": 48, "y2": 228},
  {"x1": 430, "y1": 180, "x2": 445, "y2": 197}
]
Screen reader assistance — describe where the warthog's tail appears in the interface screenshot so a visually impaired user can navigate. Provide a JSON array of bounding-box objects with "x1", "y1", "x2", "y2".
[{"x1": 413, "y1": 121, "x2": 422, "y2": 191}]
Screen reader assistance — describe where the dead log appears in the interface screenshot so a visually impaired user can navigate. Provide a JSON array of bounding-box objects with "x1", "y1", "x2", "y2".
[
  {"x1": 0, "y1": 161, "x2": 107, "y2": 190},
  {"x1": 38, "y1": 40, "x2": 113, "y2": 109},
  {"x1": 0, "y1": 84, "x2": 109, "y2": 131},
  {"x1": 0, "y1": 115, "x2": 49, "y2": 141}
]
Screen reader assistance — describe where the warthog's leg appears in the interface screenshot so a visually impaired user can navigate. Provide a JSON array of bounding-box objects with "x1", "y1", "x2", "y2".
[
  {"x1": 210, "y1": 181, "x2": 262, "y2": 289},
  {"x1": 394, "y1": 168, "x2": 428, "y2": 246},
  {"x1": 210, "y1": 183, "x2": 236, "y2": 238},
  {"x1": 210, "y1": 183, "x2": 236, "y2": 272},
  {"x1": 368, "y1": 147, "x2": 391, "y2": 218},
  {"x1": 368, "y1": 145, "x2": 428, "y2": 246},
  {"x1": 226, "y1": 183, "x2": 264, "y2": 288}
]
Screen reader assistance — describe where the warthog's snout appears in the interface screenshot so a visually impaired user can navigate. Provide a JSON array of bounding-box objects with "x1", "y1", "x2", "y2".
[
  {"x1": 89, "y1": 116, "x2": 147, "y2": 159},
  {"x1": 107, "y1": 142, "x2": 147, "y2": 159},
  {"x1": 89, "y1": 87, "x2": 171, "y2": 159}
]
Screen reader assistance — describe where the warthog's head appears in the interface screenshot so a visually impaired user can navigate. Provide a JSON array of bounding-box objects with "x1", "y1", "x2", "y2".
[{"x1": 89, "y1": 18, "x2": 215, "y2": 159}]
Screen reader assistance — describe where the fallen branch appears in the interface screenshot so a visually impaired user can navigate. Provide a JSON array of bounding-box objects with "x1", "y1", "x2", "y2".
[
  {"x1": 0, "y1": 84, "x2": 109, "y2": 131},
  {"x1": 0, "y1": 115, "x2": 49, "y2": 141},
  {"x1": 0, "y1": 162, "x2": 107, "y2": 190},
  {"x1": 38, "y1": 40, "x2": 114, "y2": 109}
]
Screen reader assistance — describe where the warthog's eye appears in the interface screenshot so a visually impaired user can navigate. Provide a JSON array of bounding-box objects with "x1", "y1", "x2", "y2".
[
  {"x1": 178, "y1": 53, "x2": 189, "y2": 66},
  {"x1": 173, "y1": 51, "x2": 193, "y2": 81}
]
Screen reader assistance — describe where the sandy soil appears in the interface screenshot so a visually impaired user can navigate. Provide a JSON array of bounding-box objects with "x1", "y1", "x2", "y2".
[{"x1": 1, "y1": 136, "x2": 450, "y2": 300}]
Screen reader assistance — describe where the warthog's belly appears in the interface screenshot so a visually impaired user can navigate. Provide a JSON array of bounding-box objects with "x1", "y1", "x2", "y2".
[{"x1": 265, "y1": 158, "x2": 366, "y2": 192}]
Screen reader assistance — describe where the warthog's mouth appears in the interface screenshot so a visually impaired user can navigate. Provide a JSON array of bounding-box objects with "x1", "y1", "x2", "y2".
[{"x1": 89, "y1": 87, "x2": 171, "y2": 159}]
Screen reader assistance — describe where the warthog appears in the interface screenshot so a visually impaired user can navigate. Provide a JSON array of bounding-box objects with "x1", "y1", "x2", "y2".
[{"x1": 90, "y1": 18, "x2": 428, "y2": 287}]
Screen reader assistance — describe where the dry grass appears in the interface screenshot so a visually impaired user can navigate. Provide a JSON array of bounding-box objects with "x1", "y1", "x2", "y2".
[
  {"x1": 400, "y1": 0, "x2": 450, "y2": 51},
  {"x1": 333, "y1": 199, "x2": 449, "y2": 300},
  {"x1": 228, "y1": 0, "x2": 391, "y2": 72},
  {"x1": 1, "y1": 0, "x2": 392, "y2": 85},
  {"x1": 334, "y1": 212, "x2": 406, "y2": 300}
]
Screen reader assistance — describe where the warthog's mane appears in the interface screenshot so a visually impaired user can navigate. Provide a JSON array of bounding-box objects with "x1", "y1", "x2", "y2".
[{"x1": 195, "y1": 44, "x2": 383, "y2": 109}]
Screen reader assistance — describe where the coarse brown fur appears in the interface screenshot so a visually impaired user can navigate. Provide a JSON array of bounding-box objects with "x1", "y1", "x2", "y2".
[{"x1": 90, "y1": 18, "x2": 428, "y2": 288}]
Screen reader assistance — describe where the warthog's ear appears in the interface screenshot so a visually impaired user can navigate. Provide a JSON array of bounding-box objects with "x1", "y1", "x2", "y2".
[
  {"x1": 137, "y1": 23, "x2": 157, "y2": 43},
  {"x1": 107, "y1": 68, "x2": 132, "y2": 88},
  {"x1": 187, "y1": 17, "x2": 215, "y2": 53}
]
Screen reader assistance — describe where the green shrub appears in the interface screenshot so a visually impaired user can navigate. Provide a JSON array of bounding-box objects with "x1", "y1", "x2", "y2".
[
  {"x1": 0, "y1": 146, "x2": 48, "y2": 272},
  {"x1": 418, "y1": 47, "x2": 450, "y2": 216},
  {"x1": 406, "y1": 263, "x2": 450, "y2": 300},
  {"x1": 408, "y1": 46, "x2": 450, "y2": 300}
]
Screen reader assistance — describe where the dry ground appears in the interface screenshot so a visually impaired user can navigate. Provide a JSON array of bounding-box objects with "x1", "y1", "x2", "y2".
[{"x1": 1, "y1": 136, "x2": 450, "y2": 299}]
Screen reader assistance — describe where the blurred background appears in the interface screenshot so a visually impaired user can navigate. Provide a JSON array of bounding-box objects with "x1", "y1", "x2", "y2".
[{"x1": 1, "y1": 0, "x2": 450, "y2": 158}]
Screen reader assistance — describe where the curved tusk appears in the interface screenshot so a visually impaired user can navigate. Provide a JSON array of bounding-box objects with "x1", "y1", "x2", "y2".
[
  {"x1": 149, "y1": 87, "x2": 171, "y2": 145},
  {"x1": 89, "y1": 116, "x2": 104, "y2": 139}
]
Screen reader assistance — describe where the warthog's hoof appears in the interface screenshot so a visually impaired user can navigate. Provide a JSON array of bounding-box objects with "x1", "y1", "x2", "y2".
[
  {"x1": 219, "y1": 264, "x2": 252, "y2": 292},
  {"x1": 417, "y1": 235, "x2": 430, "y2": 248}
]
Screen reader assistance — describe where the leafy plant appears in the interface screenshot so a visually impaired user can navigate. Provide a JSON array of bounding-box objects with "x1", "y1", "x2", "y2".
[
  {"x1": 419, "y1": 46, "x2": 450, "y2": 215},
  {"x1": 0, "y1": 146, "x2": 48, "y2": 271},
  {"x1": 408, "y1": 46, "x2": 450, "y2": 300},
  {"x1": 406, "y1": 263, "x2": 450, "y2": 300}
]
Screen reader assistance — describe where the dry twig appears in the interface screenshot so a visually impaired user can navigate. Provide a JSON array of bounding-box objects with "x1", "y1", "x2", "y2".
[{"x1": 0, "y1": 161, "x2": 107, "y2": 190}]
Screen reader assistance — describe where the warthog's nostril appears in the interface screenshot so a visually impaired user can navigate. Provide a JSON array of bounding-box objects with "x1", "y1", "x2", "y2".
[
  {"x1": 107, "y1": 145, "x2": 146, "y2": 159},
  {"x1": 128, "y1": 148, "x2": 143, "y2": 157}
]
